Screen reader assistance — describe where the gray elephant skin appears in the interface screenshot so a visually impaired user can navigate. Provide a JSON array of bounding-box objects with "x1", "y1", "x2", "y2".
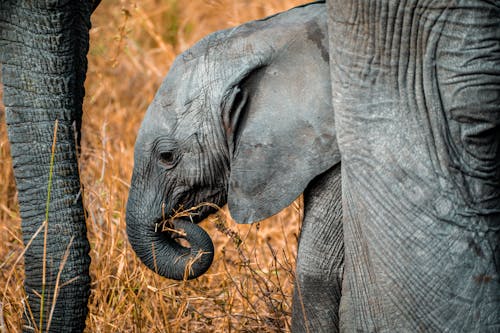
[
  {"x1": 127, "y1": 0, "x2": 500, "y2": 332},
  {"x1": 327, "y1": 0, "x2": 499, "y2": 332},
  {"x1": 1, "y1": 0, "x2": 100, "y2": 332}
]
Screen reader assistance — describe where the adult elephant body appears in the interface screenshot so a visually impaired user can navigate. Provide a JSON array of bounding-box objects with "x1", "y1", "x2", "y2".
[
  {"x1": 327, "y1": 0, "x2": 499, "y2": 331},
  {"x1": 1, "y1": 0, "x2": 99, "y2": 331},
  {"x1": 126, "y1": 2, "x2": 343, "y2": 331}
]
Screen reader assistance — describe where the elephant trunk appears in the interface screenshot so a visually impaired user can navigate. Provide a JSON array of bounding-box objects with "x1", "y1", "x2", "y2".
[
  {"x1": 126, "y1": 211, "x2": 214, "y2": 280},
  {"x1": 0, "y1": 1, "x2": 94, "y2": 332}
]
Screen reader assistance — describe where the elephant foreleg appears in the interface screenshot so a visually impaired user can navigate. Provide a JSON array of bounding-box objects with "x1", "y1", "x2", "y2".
[{"x1": 292, "y1": 163, "x2": 343, "y2": 333}]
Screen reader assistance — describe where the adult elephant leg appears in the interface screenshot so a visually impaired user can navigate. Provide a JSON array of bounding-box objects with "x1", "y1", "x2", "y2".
[
  {"x1": 0, "y1": 1, "x2": 98, "y2": 331},
  {"x1": 327, "y1": 1, "x2": 499, "y2": 331},
  {"x1": 292, "y1": 164, "x2": 343, "y2": 333}
]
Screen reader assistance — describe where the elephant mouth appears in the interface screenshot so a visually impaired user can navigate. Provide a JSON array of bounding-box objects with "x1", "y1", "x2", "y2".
[
  {"x1": 169, "y1": 188, "x2": 226, "y2": 224},
  {"x1": 154, "y1": 217, "x2": 192, "y2": 247}
]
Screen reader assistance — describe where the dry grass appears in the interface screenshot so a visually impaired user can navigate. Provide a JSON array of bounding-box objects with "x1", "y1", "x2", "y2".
[{"x1": 0, "y1": 0, "x2": 308, "y2": 332}]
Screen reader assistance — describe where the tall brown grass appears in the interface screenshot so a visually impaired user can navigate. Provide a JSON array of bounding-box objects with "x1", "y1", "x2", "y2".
[{"x1": 1, "y1": 0, "x2": 307, "y2": 331}]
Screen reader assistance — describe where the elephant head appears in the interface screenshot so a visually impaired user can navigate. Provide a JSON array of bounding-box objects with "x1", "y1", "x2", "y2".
[{"x1": 126, "y1": 2, "x2": 339, "y2": 280}]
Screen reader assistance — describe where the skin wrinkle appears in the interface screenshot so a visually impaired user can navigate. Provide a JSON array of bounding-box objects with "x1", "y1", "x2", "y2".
[
  {"x1": 329, "y1": 0, "x2": 499, "y2": 331},
  {"x1": 346, "y1": 176, "x2": 392, "y2": 331},
  {"x1": 3, "y1": 69, "x2": 74, "y2": 95},
  {"x1": 2, "y1": 92, "x2": 74, "y2": 109},
  {"x1": 419, "y1": 3, "x2": 451, "y2": 198},
  {"x1": 3, "y1": 61, "x2": 74, "y2": 76},
  {"x1": 435, "y1": 6, "x2": 500, "y2": 212}
]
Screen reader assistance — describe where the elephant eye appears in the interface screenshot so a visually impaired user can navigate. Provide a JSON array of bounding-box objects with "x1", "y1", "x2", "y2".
[{"x1": 159, "y1": 151, "x2": 176, "y2": 168}]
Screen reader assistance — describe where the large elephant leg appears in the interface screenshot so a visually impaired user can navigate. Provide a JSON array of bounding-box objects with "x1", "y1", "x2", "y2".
[
  {"x1": 327, "y1": 0, "x2": 499, "y2": 331},
  {"x1": 292, "y1": 163, "x2": 343, "y2": 332},
  {"x1": 0, "y1": 1, "x2": 97, "y2": 331}
]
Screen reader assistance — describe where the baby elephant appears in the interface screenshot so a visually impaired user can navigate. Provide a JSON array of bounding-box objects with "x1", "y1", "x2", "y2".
[{"x1": 126, "y1": 2, "x2": 343, "y2": 331}]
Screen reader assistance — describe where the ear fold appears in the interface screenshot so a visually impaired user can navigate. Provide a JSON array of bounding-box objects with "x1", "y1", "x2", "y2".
[
  {"x1": 226, "y1": 54, "x2": 340, "y2": 224},
  {"x1": 221, "y1": 86, "x2": 248, "y2": 160}
]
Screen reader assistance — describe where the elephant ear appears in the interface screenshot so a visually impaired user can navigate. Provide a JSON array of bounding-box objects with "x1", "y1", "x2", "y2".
[{"x1": 223, "y1": 57, "x2": 340, "y2": 224}]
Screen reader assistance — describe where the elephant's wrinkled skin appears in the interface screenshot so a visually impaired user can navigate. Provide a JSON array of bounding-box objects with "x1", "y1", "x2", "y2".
[
  {"x1": 126, "y1": 2, "x2": 344, "y2": 331},
  {"x1": 0, "y1": 0, "x2": 100, "y2": 331},
  {"x1": 327, "y1": 0, "x2": 499, "y2": 331}
]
